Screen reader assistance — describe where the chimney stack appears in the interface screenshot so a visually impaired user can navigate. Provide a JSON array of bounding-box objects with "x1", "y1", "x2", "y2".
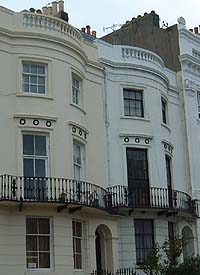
[
  {"x1": 42, "y1": 6, "x2": 48, "y2": 15},
  {"x1": 58, "y1": 0, "x2": 64, "y2": 12},
  {"x1": 52, "y1": 1, "x2": 57, "y2": 16},
  {"x1": 47, "y1": 6, "x2": 53, "y2": 15},
  {"x1": 86, "y1": 25, "x2": 91, "y2": 35}
]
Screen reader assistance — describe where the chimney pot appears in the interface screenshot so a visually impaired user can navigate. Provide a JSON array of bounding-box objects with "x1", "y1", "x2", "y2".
[
  {"x1": 29, "y1": 8, "x2": 35, "y2": 13},
  {"x1": 52, "y1": 1, "x2": 57, "y2": 16},
  {"x1": 42, "y1": 6, "x2": 48, "y2": 15},
  {"x1": 86, "y1": 25, "x2": 91, "y2": 35},
  {"x1": 81, "y1": 27, "x2": 86, "y2": 33},
  {"x1": 189, "y1": 29, "x2": 193, "y2": 33},
  {"x1": 194, "y1": 27, "x2": 199, "y2": 34},
  {"x1": 92, "y1": 30, "x2": 96, "y2": 38},
  {"x1": 58, "y1": 0, "x2": 64, "y2": 12}
]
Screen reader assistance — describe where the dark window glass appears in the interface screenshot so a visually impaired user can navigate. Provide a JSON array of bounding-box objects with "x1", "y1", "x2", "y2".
[
  {"x1": 123, "y1": 89, "x2": 144, "y2": 117},
  {"x1": 135, "y1": 219, "x2": 154, "y2": 264},
  {"x1": 26, "y1": 218, "x2": 51, "y2": 269},
  {"x1": 161, "y1": 98, "x2": 167, "y2": 124}
]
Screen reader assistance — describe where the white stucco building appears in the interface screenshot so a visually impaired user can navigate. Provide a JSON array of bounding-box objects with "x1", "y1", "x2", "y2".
[
  {"x1": 0, "y1": 3, "x2": 120, "y2": 275},
  {"x1": 0, "y1": 2, "x2": 200, "y2": 275},
  {"x1": 96, "y1": 35, "x2": 199, "y2": 267}
]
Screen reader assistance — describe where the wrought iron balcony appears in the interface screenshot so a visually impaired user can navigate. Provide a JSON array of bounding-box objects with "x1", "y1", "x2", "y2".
[
  {"x1": 91, "y1": 269, "x2": 139, "y2": 275},
  {"x1": 107, "y1": 185, "x2": 198, "y2": 216},
  {"x1": 0, "y1": 175, "x2": 198, "y2": 216},
  {"x1": 0, "y1": 174, "x2": 107, "y2": 209}
]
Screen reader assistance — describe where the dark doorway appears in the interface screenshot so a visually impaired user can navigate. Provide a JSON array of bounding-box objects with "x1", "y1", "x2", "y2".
[
  {"x1": 95, "y1": 230, "x2": 102, "y2": 274},
  {"x1": 126, "y1": 148, "x2": 149, "y2": 207}
]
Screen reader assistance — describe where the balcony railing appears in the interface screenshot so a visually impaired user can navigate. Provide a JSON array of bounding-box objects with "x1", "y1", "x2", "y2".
[
  {"x1": 107, "y1": 185, "x2": 198, "y2": 216},
  {"x1": 0, "y1": 175, "x2": 198, "y2": 216},
  {"x1": 0, "y1": 174, "x2": 107, "y2": 209},
  {"x1": 91, "y1": 269, "x2": 139, "y2": 275}
]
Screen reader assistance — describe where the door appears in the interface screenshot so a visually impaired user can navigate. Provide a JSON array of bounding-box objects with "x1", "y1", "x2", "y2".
[
  {"x1": 95, "y1": 230, "x2": 102, "y2": 275},
  {"x1": 126, "y1": 148, "x2": 149, "y2": 207},
  {"x1": 23, "y1": 134, "x2": 48, "y2": 200},
  {"x1": 165, "y1": 155, "x2": 173, "y2": 207}
]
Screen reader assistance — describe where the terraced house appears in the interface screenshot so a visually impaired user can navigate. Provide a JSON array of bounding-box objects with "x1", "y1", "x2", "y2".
[{"x1": 0, "y1": 2, "x2": 200, "y2": 275}]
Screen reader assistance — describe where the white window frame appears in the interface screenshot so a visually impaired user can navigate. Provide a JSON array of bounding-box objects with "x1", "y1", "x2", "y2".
[
  {"x1": 22, "y1": 133, "x2": 49, "y2": 177},
  {"x1": 22, "y1": 132, "x2": 50, "y2": 199},
  {"x1": 73, "y1": 140, "x2": 85, "y2": 181},
  {"x1": 22, "y1": 62, "x2": 47, "y2": 95},
  {"x1": 26, "y1": 217, "x2": 52, "y2": 270},
  {"x1": 123, "y1": 88, "x2": 144, "y2": 118},
  {"x1": 72, "y1": 220, "x2": 83, "y2": 270},
  {"x1": 71, "y1": 72, "x2": 83, "y2": 107}
]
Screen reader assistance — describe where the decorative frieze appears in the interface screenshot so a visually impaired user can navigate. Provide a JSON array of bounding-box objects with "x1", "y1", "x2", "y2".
[
  {"x1": 162, "y1": 140, "x2": 173, "y2": 156},
  {"x1": 69, "y1": 121, "x2": 88, "y2": 141},
  {"x1": 14, "y1": 114, "x2": 56, "y2": 129},
  {"x1": 120, "y1": 134, "x2": 153, "y2": 146}
]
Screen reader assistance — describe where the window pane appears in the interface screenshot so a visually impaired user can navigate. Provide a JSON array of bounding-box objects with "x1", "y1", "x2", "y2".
[
  {"x1": 39, "y1": 218, "x2": 50, "y2": 234},
  {"x1": 31, "y1": 65, "x2": 37, "y2": 74},
  {"x1": 35, "y1": 159, "x2": 46, "y2": 178},
  {"x1": 35, "y1": 136, "x2": 46, "y2": 156},
  {"x1": 136, "y1": 91, "x2": 142, "y2": 100},
  {"x1": 30, "y1": 76, "x2": 37, "y2": 84},
  {"x1": 23, "y1": 158, "x2": 34, "y2": 177},
  {"x1": 38, "y1": 65, "x2": 45, "y2": 75},
  {"x1": 23, "y1": 64, "x2": 30, "y2": 73},
  {"x1": 72, "y1": 221, "x2": 75, "y2": 236},
  {"x1": 38, "y1": 76, "x2": 45, "y2": 85},
  {"x1": 75, "y1": 254, "x2": 82, "y2": 269},
  {"x1": 26, "y1": 218, "x2": 37, "y2": 234},
  {"x1": 39, "y1": 252, "x2": 50, "y2": 268},
  {"x1": 39, "y1": 236, "x2": 50, "y2": 251},
  {"x1": 26, "y1": 236, "x2": 38, "y2": 251},
  {"x1": 30, "y1": 84, "x2": 37, "y2": 93},
  {"x1": 23, "y1": 135, "x2": 34, "y2": 155},
  {"x1": 75, "y1": 239, "x2": 82, "y2": 253},
  {"x1": 23, "y1": 75, "x2": 29, "y2": 84},
  {"x1": 23, "y1": 84, "x2": 29, "y2": 93},
  {"x1": 27, "y1": 252, "x2": 38, "y2": 269},
  {"x1": 38, "y1": 85, "x2": 45, "y2": 94},
  {"x1": 76, "y1": 222, "x2": 82, "y2": 237}
]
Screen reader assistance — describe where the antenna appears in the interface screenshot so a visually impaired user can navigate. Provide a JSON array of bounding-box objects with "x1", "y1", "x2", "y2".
[
  {"x1": 103, "y1": 23, "x2": 123, "y2": 32},
  {"x1": 160, "y1": 18, "x2": 168, "y2": 28}
]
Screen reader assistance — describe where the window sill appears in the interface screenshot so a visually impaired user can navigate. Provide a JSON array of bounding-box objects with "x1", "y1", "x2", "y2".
[
  {"x1": 16, "y1": 93, "x2": 53, "y2": 100},
  {"x1": 161, "y1": 122, "x2": 171, "y2": 132},
  {"x1": 121, "y1": 116, "x2": 150, "y2": 122},
  {"x1": 70, "y1": 103, "x2": 86, "y2": 115},
  {"x1": 25, "y1": 269, "x2": 53, "y2": 274}
]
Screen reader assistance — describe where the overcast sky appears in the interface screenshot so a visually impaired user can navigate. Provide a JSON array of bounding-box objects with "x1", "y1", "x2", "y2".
[{"x1": 0, "y1": 0, "x2": 200, "y2": 37}]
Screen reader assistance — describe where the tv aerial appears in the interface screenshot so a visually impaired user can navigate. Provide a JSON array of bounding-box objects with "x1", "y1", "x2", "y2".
[{"x1": 103, "y1": 23, "x2": 123, "y2": 32}]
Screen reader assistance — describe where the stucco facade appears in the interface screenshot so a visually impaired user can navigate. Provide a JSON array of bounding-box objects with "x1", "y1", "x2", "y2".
[
  {"x1": 0, "y1": 5, "x2": 119, "y2": 275},
  {"x1": 0, "y1": 3, "x2": 200, "y2": 275},
  {"x1": 96, "y1": 38, "x2": 199, "y2": 268}
]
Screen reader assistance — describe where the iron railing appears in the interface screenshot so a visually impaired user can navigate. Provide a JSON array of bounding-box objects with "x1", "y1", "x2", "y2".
[
  {"x1": 91, "y1": 269, "x2": 139, "y2": 275},
  {"x1": 0, "y1": 174, "x2": 107, "y2": 208},
  {"x1": 107, "y1": 185, "x2": 198, "y2": 216},
  {"x1": 0, "y1": 175, "x2": 198, "y2": 216}
]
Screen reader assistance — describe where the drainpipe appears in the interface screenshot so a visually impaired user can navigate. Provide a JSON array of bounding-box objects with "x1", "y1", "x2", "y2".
[{"x1": 102, "y1": 67, "x2": 111, "y2": 188}]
